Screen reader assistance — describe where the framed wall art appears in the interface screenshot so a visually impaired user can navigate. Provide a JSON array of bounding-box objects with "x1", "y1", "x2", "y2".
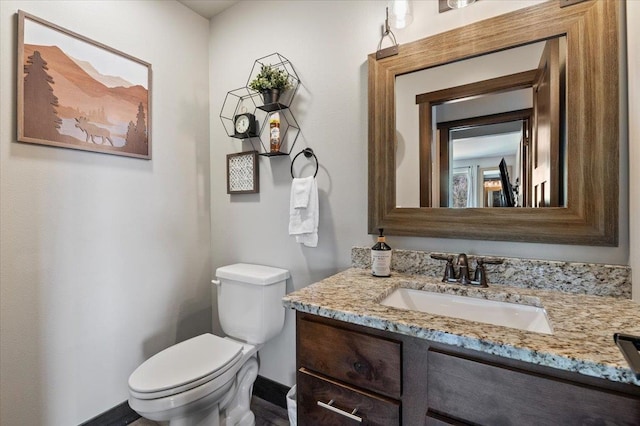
[
  {"x1": 17, "y1": 10, "x2": 152, "y2": 159},
  {"x1": 227, "y1": 151, "x2": 259, "y2": 194}
]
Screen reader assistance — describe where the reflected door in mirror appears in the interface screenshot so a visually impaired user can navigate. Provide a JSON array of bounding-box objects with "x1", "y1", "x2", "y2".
[
  {"x1": 532, "y1": 37, "x2": 565, "y2": 207},
  {"x1": 396, "y1": 37, "x2": 566, "y2": 209}
]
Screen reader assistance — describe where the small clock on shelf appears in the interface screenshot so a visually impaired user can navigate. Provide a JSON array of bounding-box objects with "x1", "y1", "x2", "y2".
[{"x1": 233, "y1": 113, "x2": 257, "y2": 138}]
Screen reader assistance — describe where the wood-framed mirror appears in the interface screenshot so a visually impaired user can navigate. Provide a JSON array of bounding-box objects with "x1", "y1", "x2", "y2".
[{"x1": 368, "y1": 0, "x2": 619, "y2": 245}]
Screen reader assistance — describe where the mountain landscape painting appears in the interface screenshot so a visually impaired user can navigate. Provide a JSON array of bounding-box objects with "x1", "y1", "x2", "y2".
[{"x1": 17, "y1": 11, "x2": 152, "y2": 159}]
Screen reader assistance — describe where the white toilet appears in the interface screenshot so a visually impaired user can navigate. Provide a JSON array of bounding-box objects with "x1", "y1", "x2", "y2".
[{"x1": 128, "y1": 263, "x2": 290, "y2": 426}]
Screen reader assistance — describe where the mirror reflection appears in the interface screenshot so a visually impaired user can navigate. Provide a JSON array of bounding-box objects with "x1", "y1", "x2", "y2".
[
  {"x1": 448, "y1": 119, "x2": 524, "y2": 208},
  {"x1": 395, "y1": 36, "x2": 566, "y2": 208}
]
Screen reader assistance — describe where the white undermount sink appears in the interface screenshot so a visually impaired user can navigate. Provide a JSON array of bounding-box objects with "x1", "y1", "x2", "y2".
[{"x1": 380, "y1": 288, "x2": 553, "y2": 334}]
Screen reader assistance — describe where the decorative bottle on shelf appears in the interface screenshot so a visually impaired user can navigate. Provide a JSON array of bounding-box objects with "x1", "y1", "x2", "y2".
[
  {"x1": 371, "y1": 228, "x2": 392, "y2": 277},
  {"x1": 269, "y1": 112, "x2": 281, "y2": 153}
]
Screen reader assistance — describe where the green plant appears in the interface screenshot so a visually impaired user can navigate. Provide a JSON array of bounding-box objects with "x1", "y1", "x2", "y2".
[{"x1": 248, "y1": 64, "x2": 292, "y2": 92}]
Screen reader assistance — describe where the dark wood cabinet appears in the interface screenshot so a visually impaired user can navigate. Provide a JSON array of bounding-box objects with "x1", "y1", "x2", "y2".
[
  {"x1": 297, "y1": 316, "x2": 401, "y2": 398},
  {"x1": 297, "y1": 368, "x2": 400, "y2": 425},
  {"x1": 297, "y1": 314, "x2": 402, "y2": 425},
  {"x1": 296, "y1": 312, "x2": 640, "y2": 426},
  {"x1": 427, "y1": 349, "x2": 640, "y2": 425}
]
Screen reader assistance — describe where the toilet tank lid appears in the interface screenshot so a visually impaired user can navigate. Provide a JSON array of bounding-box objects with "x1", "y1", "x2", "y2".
[{"x1": 216, "y1": 263, "x2": 290, "y2": 285}]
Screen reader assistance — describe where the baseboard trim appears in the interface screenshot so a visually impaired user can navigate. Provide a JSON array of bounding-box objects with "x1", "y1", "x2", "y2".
[
  {"x1": 79, "y1": 400, "x2": 140, "y2": 426},
  {"x1": 80, "y1": 375, "x2": 289, "y2": 424},
  {"x1": 253, "y1": 375, "x2": 290, "y2": 409}
]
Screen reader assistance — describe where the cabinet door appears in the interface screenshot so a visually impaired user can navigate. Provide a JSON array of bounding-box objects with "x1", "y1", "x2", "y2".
[
  {"x1": 297, "y1": 316, "x2": 401, "y2": 398},
  {"x1": 424, "y1": 411, "x2": 470, "y2": 426},
  {"x1": 427, "y1": 349, "x2": 640, "y2": 425},
  {"x1": 298, "y1": 368, "x2": 400, "y2": 426}
]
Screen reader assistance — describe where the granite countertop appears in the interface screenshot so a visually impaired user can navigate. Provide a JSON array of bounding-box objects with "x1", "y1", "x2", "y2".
[{"x1": 282, "y1": 267, "x2": 640, "y2": 387}]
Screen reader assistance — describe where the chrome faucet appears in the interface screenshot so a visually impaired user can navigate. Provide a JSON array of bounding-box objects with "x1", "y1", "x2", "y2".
[{"x1": 430, "y1": 253, "x2": 503, "y2": 287}]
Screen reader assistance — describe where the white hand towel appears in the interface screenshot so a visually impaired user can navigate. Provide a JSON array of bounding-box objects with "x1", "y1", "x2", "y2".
[
  {"x1": 291, "y1": 176, "x2": 313, "y2": 209},
  {"x1": 289, "y1": 177, "x2": 319, "y2": 247}
]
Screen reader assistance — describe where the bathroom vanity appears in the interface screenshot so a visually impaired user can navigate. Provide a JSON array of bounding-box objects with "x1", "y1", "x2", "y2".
[
  {"x1": 309, "y1": 1, "x2": 636, "y2": 421},
  {"x1": 283, "y1": 250, "x2": 640, "y2": 425}
]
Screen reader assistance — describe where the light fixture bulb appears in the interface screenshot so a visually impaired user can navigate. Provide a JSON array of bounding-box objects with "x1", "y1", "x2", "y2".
[
  {"x1": 388, "y1": 0, "x2": 413, "y2": 29},
  {"x1": 447, "y1": 0, "x2": 476, "y2": 9}
]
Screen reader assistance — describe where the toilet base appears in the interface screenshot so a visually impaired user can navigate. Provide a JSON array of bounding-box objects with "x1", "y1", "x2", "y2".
[
  {"x1": 164, "y1": 403, "x2": 222, "y2": 426},
  {"x1": 134, "y1": 377, "x2": 232, "y2": 426},
  {"x1": 220, "y1": 356, "x2": 258, "y2": 426}
]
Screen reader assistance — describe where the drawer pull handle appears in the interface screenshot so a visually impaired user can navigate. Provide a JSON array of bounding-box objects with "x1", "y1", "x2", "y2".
[{"x1": 317, "y1": 399, "x2": 363, "y2": 422}]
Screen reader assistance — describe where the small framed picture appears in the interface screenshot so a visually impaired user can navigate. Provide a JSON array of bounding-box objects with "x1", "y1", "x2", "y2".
[{"x1": 227, "y1": 151, "x2": 259, "y2": 194}]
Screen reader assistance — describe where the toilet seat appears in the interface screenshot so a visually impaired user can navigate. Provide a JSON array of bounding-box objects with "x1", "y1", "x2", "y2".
[{"x1": 129, "y1": 334, "x2": 244, "y2": 400}]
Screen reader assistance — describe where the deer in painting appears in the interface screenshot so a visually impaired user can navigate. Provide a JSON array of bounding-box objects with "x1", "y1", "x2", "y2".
[{"x1": 74, "y1": 117, "x2": 113, "y2": 146}]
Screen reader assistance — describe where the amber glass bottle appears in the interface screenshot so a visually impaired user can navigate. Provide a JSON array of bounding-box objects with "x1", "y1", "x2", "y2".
[{"x1": 371, "y1": 228, "x2": 392, "y2": 277}]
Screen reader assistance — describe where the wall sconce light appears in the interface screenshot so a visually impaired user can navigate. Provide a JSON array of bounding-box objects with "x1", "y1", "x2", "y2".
[
  {"x1": 439, "y1": 0, "x2": 477, "y2": 13},
  {"x1": 388, "y1": 0, "x2": 413, "y2": 29},
  {"x1": 377, "y1": 1, "x2": 413, "y2": 60},
  {"x1": 448, "y1": 0, "x2": 476, "y2": 8},
  {"x1": 376, "y1": 7, "x2": 399, "y2": 60}
]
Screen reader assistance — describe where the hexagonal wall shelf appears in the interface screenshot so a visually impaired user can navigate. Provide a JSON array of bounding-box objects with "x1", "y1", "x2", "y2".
[
  {"x1": 247, "y1": 52, "x2": 300, "y2": 110},
  {"x1": 219, "y1": 87, "x2": 262, "y2": 139},
  {"x1": 220, "y1": 53, "x2": 301, "y2": 156}
]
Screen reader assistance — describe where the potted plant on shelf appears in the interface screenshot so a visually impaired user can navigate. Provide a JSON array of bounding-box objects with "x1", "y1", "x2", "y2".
[{"x1": 248, "y1": 64, "x2": 292, "y2": 105}]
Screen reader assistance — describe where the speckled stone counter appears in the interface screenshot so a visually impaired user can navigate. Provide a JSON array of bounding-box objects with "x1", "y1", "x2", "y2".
[
  {"x1": 283, "y1": 267, "x2": 640, "y2": 387},
  {"x1": 352, "y1": 247, "x2": 632, "y2": 298}
]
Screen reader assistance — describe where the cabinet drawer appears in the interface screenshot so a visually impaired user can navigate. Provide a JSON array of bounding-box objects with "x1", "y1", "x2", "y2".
[
  {"x1": 297, "y1": 368, "x2": 400, "y2": 426},
  {"x1": 297, "y1": 316, "x2": 401, "y2": 398},
  {"x1": 424, "y1": 411, "x2": 468, "y2": 426},
  {"x1": 427, "y1": 349, "x2": 640, "y2": 425}
]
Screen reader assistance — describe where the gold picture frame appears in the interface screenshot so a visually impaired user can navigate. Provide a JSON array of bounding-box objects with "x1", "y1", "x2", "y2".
[{"x1": 17, "y1": 10, "x2": 152, "y2": 159}]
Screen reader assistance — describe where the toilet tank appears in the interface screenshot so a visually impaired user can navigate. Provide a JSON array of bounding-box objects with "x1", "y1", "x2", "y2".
[{"x1": 214, "y1": 263, "x2": 290, "y2": 344}]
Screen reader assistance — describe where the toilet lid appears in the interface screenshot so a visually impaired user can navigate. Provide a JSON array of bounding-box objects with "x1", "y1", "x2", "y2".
[{"x1": 128, "y1": 334, "x2": 243, "y2": 394}]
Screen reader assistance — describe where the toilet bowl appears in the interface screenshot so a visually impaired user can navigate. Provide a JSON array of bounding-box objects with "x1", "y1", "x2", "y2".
[
  {"x1": 129, "y1": 334, "x2": 258, "y2": 425},
  {"x1": 128, "y1": 264, "x2": 290, "y2": 426}
]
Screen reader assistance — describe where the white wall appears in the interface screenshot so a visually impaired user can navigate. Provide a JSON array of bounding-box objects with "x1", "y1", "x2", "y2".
[
  {"x1": 209, "y1": 0, "x2": 631, "y2": 387},
  {"x1": 0, "y1": 1, "x2": 211, "y2": 424}
]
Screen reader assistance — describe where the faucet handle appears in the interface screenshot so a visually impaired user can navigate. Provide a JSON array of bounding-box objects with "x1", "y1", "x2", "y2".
[
  {"x1": 472, "y1": 261, "x2": 487, "y2": 287},
  {"x1": 472, "y1": 257, "x2": 504, "y2": 287},
  {"x1": 430, "y1": 253, "x2": 453, "y2": 262},
  {"x1": 480, "y1": 257, "x2": 504, "y2": 265},
  {"x1": 430, "y1": 254, "x2": 456, "y2": 282}
]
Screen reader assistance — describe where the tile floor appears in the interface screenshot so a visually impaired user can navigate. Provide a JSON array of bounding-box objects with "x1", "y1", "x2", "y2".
[{"x1": 129, "y1": 396, "x2": 290, "y2": 426}]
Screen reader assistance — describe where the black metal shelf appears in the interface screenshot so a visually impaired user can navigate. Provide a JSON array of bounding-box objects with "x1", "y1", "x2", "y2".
[
  {"x1": 258, "y1": 102, "x2": 289, "y2": 113},
  {"x1": 220, "y1": 53, "x2": 301, "y2": 156},
  {"x1": 230, "y1": 133, "x2": 258, "y2": 140},
  {"x1": 259, "y1": 151, "x2": 289, "y2": 157}
]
